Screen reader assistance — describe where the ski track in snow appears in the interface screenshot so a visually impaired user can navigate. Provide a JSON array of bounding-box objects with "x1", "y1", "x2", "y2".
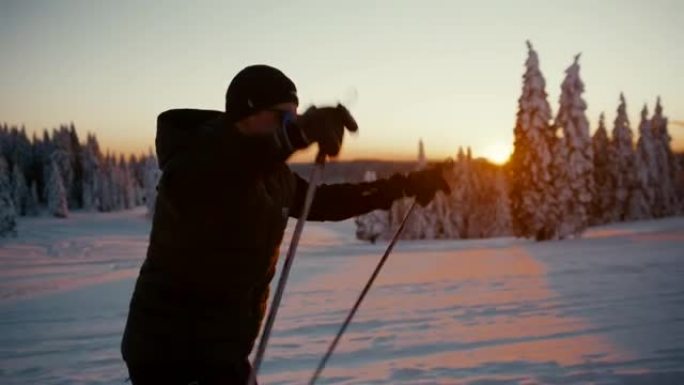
[{"x1": 0, "y1": 208, "x2": 683, "y2": 384}]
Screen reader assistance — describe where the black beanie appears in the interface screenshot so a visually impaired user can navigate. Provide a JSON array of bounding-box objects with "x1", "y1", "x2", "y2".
[{"x1": 225, "y1": 65, "x2": 299, "y2": 123}]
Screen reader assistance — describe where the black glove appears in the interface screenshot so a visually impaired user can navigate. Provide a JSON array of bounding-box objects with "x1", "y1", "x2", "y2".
[
  {"x1": 403, "y1": 165, "x2": 451, "y2": 206},
  {"x1": 294, "y1": 104, "x2": 358, "y2": 157}
]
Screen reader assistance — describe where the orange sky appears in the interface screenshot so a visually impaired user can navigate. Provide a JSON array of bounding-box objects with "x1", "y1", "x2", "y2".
[{"x1": 1, "y1": 1, "x2": 682, "y2": 163}]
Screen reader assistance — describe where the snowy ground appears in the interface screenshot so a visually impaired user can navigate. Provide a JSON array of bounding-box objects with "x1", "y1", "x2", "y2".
[{"x1": 1, "y1": 208, "x2": 683, "y2": 385}]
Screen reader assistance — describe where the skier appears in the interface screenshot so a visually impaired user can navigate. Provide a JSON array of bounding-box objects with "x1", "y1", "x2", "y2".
[{"x1": 121, "y1": 64, "x2": 450, "y2": 384}]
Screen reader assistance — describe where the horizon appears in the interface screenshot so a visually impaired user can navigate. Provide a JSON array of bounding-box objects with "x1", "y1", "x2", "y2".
[{"x1": 1, "y1": 0, "x2": 682, "y2": 163}]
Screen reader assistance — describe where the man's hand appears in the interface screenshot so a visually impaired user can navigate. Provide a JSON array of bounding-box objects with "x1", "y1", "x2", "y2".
[
  {"x1": 296, "y1": 104, "x2": 358, "y2": 157},
  {"x1": 404, "y1": 164, "x2": 452, "y2": 206}
]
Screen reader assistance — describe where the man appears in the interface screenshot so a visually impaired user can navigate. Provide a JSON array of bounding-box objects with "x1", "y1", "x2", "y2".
[{"x1": 122, "y1": 65, "x2": 450, "y2": 384}]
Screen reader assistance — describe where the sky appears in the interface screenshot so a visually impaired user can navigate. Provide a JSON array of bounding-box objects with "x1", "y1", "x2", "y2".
[{"x1": 1, "y1": 0, "x2": 682, "y2": 163}]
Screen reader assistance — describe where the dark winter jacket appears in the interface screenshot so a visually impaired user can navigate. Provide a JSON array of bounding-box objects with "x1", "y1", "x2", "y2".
[{"x1": 121, "y1": 109, "x2": 403, "y2": 365}]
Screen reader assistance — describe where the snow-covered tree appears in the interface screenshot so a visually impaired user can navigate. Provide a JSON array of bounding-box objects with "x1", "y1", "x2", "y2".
[
  {"x1": 370, "y1": 146, "x2": 511, "y2": 242},
  {"x1": 354, "y1": 171, "x2": 390, "y2": 243},
  {"x1": 441, "y1": 147, "x2": 476, "y2": 239},
  {"x1": 51, "y1": 128, "x2": 75, "y2": 209},
  {"x1": 129, "y1": 154, "x2": 146, "y2": 206},
  {"x1": 64, "y1": 123, "x2": 84, "y2": 208},
  {"x1": 0, "y1": 156, "x2": 17, "y2": 236},
  {"x1": 465, "y1": 160, "x2": 511, "y2": 238},
  {"x1": 552, "y1": 54, "x2": 594, "y2": 238},
  {"x1": 609, "y1": 93, "x2": 638, "y2": 221},
  {"x1": 489, "y1": 168, "x2": 512, "y2": 236},
  {"x1": 81, "y1": 134, "x2": 101, "y2": 211},
  {"x1": 509, "y1": 41, "x2": 556, "y2": 241},
  {"x1": 120, "y1": 155, "x2": 136, "y2": 209},
  {"x1": 591, "y1": 113, "x2": 614, "y2": 224},
  {"x1": 143, "y1": 152, "x2": 161, "y2": 216},
  {"x1": 11, "y1": 163, "x2": 28, "y2": 216},
  {"x1": 630, "y1": 105, "x2": 657, "y2": 220},
  {"x1": 46, "y1": 156, "x2": 68, "y2": 218},
  {"x1": 25, "y1": 181, "x2": 40, "y2": 216},
  {"x1": 392, "y1": 141, "x2": 436, "y2": 240},
  {"x1": 650, "y1": 97, "x2": 680, "y2": 217}
]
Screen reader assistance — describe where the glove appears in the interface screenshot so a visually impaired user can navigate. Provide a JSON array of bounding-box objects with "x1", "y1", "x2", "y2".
[
  {"x1": 294, "y1": 104, "x2": 358, "y2": 157},
  {"x1": 403, "y1": 164, "x2": 451, "y2": 206}
]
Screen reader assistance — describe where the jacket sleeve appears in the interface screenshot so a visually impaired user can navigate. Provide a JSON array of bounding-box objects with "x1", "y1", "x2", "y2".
[{"x1": 289, "y1": 173, "x2": 406, "y2": 221}]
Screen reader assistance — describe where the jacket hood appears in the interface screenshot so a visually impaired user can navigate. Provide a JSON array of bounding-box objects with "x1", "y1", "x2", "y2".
[{"x1": 156, "y1": 109, "x2": 224, "y2": 170}]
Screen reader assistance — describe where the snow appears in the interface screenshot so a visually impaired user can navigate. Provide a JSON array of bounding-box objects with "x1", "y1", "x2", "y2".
[{"x1": 1, "y1": 208, "x2": 684, "y2": 384}]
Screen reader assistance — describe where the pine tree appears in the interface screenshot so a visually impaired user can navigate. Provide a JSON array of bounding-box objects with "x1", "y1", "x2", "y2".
[
  {"x1": 431, "y1": 156, "x2": 457, "y2": 239},
  {"x1": 11, "y1": 163, "x2": 28, "y2": 216},
  {"x1": 31, "y1": 130, "x2": 49, "y2": 203},
  {"x1": 25, "y1": 181, "x2": 40, "y2": 216},
  {"x1": 509, "y1": 41, "x2": 556, "y2": 241},
  {"x1": 394, "y1": 141, "x2": 435, "y2": 240},
  {"x1": 68, "y1": 123, "x2": 84, "y2": 208},
  {"x1": 143, "y1": 152, "x2": 161, "y2": 216},
  {"x1": 81, "y1": 134, "x2": 100, "y2": 211},
  {"x1": 553, "y1": 54, "x2": 594, "y2": 237},
  {"x1": 120, "y1": 154, "x2": 136, "y2": 209},
  {"x1": 651, "y1": 97, "x2": 680, "y2": 217},
  {"x1": 465, "y1": 159, "x2": 511, "y2": 238},
  {"x1": 609, "y1": 94, "x2": 638, "y2": 221},
  {"x1": 46, "y1": 156, "x2": 68, "y2": 218},
  {"x1": 447, "y1": 147, "x2": 474, "y2": 238},
  {"x1": 490, "y1": 168, "x2": 512, "y2": 236},
  {"x1": 354, "y1": 171, "x2": 389, "y2": 243},
  {"x1": 591, "y1": 113, "x2": 614, "y2": 224},
  {"x1": 129, "y1": 153, "x2": 145, "y2": 206},
  {"x1": 630, "y1": 105, "x2": 657, "y2": 220},
  {"x1": 51, "y1": 128, "x2": 75, "y2": 208},
  {"x1": 0, "y1": 156, "x2": 17, "y2": 236}
]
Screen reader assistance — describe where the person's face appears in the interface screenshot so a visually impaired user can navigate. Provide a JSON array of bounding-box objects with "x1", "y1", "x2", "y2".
[{"x1": 238, "y1": 102, "x2": 298, "y2": 135}]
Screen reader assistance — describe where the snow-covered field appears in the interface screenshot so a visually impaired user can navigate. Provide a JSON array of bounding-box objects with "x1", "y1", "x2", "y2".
[{"x1": 1, "y1": 208, "x2": 683, "y2": 385}]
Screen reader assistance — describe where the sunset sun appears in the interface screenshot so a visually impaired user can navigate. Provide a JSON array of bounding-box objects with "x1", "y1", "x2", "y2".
[{"x1": 482, "y1": 142, "x2": 513, "y2": 165}]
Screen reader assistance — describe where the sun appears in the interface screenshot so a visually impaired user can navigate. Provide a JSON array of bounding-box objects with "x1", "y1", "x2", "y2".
[{"x1": 481, "y1": 142, "x2": 512, "y2": 165}]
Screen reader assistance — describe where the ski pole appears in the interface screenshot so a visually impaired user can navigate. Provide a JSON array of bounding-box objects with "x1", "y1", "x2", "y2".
[
  {"x1": 308, "y1": 199, "x2": 418, "y2": 385},
  {"x1": 249, "y1": 152, "x2": 326, "y2": 385}
]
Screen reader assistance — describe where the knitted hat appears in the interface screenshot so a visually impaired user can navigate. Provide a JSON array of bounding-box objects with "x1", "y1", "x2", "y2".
[{"x1": 225, "y1": 65, "x2": 298, "y2": 122}]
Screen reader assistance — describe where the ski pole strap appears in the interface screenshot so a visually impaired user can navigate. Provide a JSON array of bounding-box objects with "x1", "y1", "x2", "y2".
[
  {"x1": 249, "y1": 152, "x2": 326, "y2": 385},
  {"x1": 308, "y1": 199, "x2": 418, "y2": 385}
]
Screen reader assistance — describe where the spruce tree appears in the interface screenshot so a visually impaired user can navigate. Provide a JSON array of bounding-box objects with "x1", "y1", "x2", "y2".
[
  {"x1": 11, "y1": 163, "x2": 28, "y2": 216},
  {"x1": 591, "y1": 113, "x2": 614, "y2": 224},
  {"x1": 553, "y1": 54, "x2": 594, "y2": 237},
  {"x1": 630, "y1": 105, "x2": 657, "y2": 219},
  {"x1": 0, "y1": 156, "x2": 17, "y2": 236},
  {"x1": 143, "y1": 153, "x2": 160, "y2": 216},
  {"x1": 25, "y1": 181, "x2": 40, "y2": 216},
  {"x1": 47, "y1": 156, "x2": 68, "y2": 218},
  {"x1": 609, "y1": 94, "x2": 638, "y2": 221},
  {"x1": 651, "y1": 97, "x2": 679, "y2": 216},
  {"x1": 354, "y1": 171, "x2": 389, "y2": 243},
  {"x1": 509, "y1": 41, "x2": 556, "y2": 240}
]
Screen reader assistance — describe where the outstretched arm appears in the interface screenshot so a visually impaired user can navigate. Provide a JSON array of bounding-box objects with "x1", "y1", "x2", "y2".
[
  {"x1": 289, "y1": 165, "x2": 452, "y2": 221},
  {"x1": 289, "y1": 173, "x2": 405, "y2": 221}
]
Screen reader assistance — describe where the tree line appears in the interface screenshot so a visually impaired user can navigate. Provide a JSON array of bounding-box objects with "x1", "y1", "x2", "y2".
[
  {"x1": 0, "y1": 123, "x2": 160, "y2": 236},
  {"x1": 510, "y1": 42, "x2": 681, "y2": 241},
  {"x1": 357, "y1": 42, "x2": 682, "y2": 243}
]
